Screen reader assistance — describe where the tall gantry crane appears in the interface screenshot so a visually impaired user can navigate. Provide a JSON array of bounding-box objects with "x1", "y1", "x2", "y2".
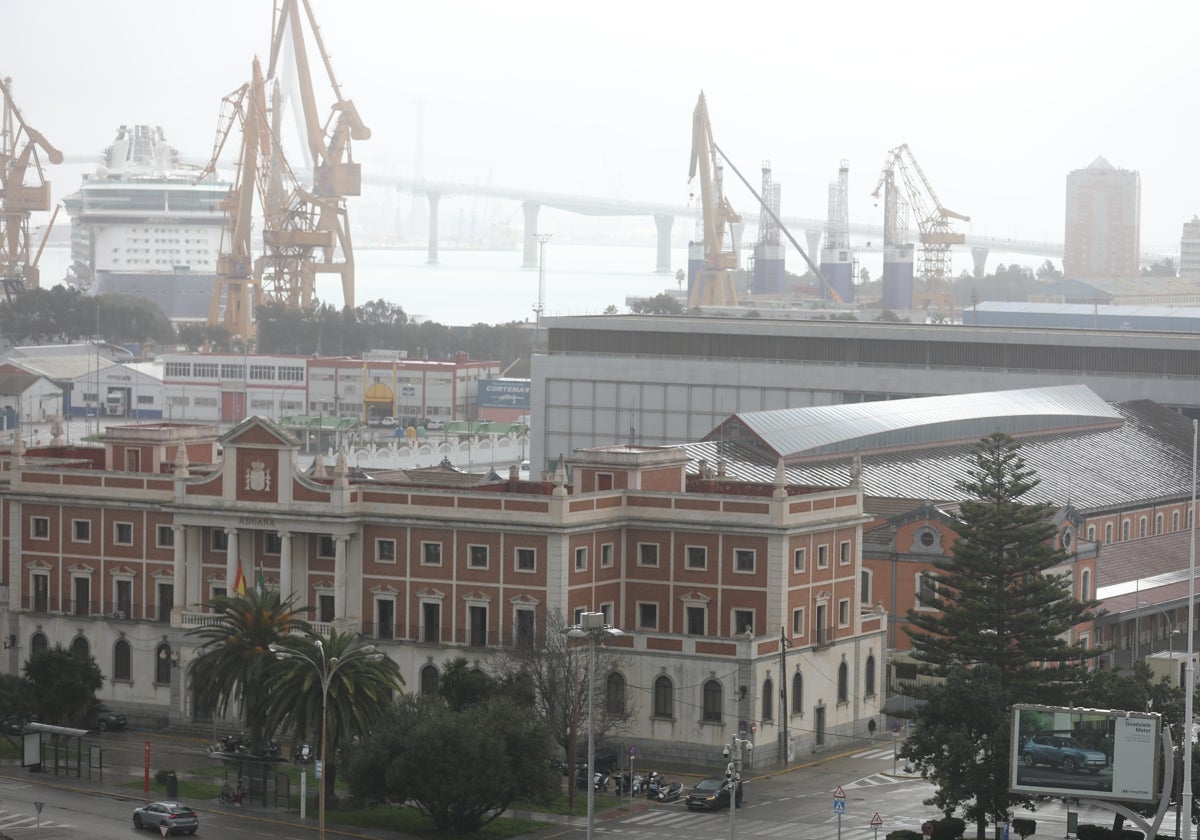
[
  {"x1": 266, "y1": 0, "x2": 368, "y2": 310},
  {"x1": 0, "y1": 77, "x2": 62, "y2": 301},
  {"x1": 688, "y1": 92, "x2": 740, "y2": 308},
  {"x1": 872, "y1": 144, "x2": 968, "y2": 315}
]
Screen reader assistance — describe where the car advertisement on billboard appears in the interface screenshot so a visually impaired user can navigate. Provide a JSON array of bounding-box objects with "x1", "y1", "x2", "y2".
[
  {"x1": 479, "y1": 379, "x2": 530, "y2": 410},
  {"x1": 1009, "y1": 705, "x2": 1159, "y2": 803}
]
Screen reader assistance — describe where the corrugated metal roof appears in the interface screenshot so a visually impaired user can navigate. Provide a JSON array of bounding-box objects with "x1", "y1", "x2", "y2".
[
  {"x1": 714, "y1": 385, "x2": 1121, "y2": 460},
  {"x1": 682, "y1": 398, "x2": 1194, "y2": 512}
]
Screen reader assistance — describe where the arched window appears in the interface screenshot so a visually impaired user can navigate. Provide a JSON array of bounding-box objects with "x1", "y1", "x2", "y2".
[
  {"x1": 653, "y1": 675, "x2": 674, "y2": 719},
  {"x1": 113, "y1": 639, "x2": 132, "y2": 682},
  {"x1": 1174, "y1": 511, "x2": 1181, "y2": 531},
  {"x1": 1087, "y1": 525, "x2": 1096, "y2": 542},
  {"x1": 154, "y1": 643, "x2": 171, "y2": 684},
  {"x1": 605, "y1": 672, "x2": 626, "y2": 715},
  {"x1": 791, "y1": 672, "x2": 803, "y2": 714},
  {"x1": 71, "y1": 636, "x2": 90, "y2": 659},
  {"x1": 1080, "y1": 569, "x2": 1092, "y2": 601},
  {"x1": 837, "y1": 662, "x2": 848, "y2": 703},
  {"x1": 1121, "y1": 520, "x2": 1130, "y2": 541},
  {"x1": 1104, "y1": 523, "x2": 1113, "y2": 544},
  {"x1": 30, "y1": 632, "x2": 47, "y2": 655},
  {"x1": 762, "y1": 678, "x2": 774, "y2": 722},
  {"x1": 865, "y1": 654, "x2": 876, "y2": 697},
  {"x1": 419, "y1": 663, "x2": 439, "y2": 695},
  {"x1": 1138, "y1": 517, "x2": 1147, "y2": 538},
  {"x1": 1156, "y1": 514, "x2": 1164, "y2": 535},
  {"x1": 702, "y1": 679, "x2": 723, "y2": 722}
]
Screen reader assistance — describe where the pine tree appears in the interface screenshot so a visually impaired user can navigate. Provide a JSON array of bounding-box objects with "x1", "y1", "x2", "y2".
[{"x1": 900, "y1": 432, "x2": 1101, "y2": 838}]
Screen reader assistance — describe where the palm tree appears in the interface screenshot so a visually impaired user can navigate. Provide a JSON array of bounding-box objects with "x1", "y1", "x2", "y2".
[
  {"x1": 186, "y1": 588, "x2": 313, "y2": 754},
  {"x1": 265, "y1": 629, "x2": 404, "y2": 798}
]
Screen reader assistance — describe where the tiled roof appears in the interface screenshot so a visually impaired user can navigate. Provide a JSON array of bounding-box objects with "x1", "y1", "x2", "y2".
[{"x1": 680, "y1": 399, "x2": 1195, "y2": 513}]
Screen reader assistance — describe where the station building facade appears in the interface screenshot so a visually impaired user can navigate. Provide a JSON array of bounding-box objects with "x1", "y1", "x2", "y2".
[{"x1": 0, "y1": 416, "x2": 882, "y2": 766}]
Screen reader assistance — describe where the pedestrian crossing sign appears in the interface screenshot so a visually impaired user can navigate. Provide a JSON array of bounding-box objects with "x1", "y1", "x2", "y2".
[{"x1": 833, "y1": 799, "x2": 846, "y2": 813}]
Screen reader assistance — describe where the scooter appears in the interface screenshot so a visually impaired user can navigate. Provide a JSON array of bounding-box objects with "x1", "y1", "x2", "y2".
[{"x1": 646, "y1": 771, "x2": 682, "y2": 802}]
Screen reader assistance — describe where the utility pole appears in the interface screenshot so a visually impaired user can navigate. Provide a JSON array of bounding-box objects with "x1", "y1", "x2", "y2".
[
  {"x1": 534, "y1": 233, "x2": 551, "y2": 332},
  {"x1": 724, "y1": 736, "x2": 751, "y2": 840}
]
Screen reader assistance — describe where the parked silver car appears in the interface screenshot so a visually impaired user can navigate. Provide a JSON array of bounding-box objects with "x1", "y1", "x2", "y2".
[{"x1": 132, "y1": 801, "x2": 198, "y2": 835}]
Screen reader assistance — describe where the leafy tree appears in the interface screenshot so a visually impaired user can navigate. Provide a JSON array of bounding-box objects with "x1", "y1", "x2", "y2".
[
  {"x1": 1141, "y1": 258, "x2": 1176, "y2": 277},
  {"x1": 439, "y1": 657, "x2": 498, "y2": 711},
  {"x1": 264, "y1": 629, "x2": 404, "y2": 799},
  {"x1": 901, "y1": 432, "x2": 1101, "y2": 838},
  {"x1": 630, "y1": 292, "x2": 683, "y2": 315},
  {"x1": 22, "y1": 645, "x2": 104, "y2": 726},
  {"x1": 186, "y1": 589, "x2": 313, "y2": 755},
  {"x1": 0, "y1": 673, "x2": 35, "y2": 726},
  {"x1": 604, "y1": 304, "x2": 619, "y2": 315},
  {"x1": 1035, "y1": 260, "x2": 1063, "y2": 281},
  {"x1": 344, "y1": 694, "x2": 560, "y2": 832}
]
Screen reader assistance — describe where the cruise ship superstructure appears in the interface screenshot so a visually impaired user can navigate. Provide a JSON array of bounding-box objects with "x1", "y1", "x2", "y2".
[{"x1": 63, "y1": 125, "x2": 229, "y2": 320}]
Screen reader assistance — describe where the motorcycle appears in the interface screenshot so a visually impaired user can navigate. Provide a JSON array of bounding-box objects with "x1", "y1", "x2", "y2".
[
  {"x1": 219, "y1": 732, "x2": 249, "y2": 754},
  {"x1": 615, "y1": 771, "x2": 644, "y2": 795},
  {"x1": 575, "y1": 768, "x2": 610, "y2": 792},
  {"x1": 263, "y1": 739, "x2": 281, "y2": 758},
  {"x1": 645, "y1": 771, "x2": 682, "y2": 802},
  {"x1": 294, "y1": 743, "x2": 313, "y2": 764}
]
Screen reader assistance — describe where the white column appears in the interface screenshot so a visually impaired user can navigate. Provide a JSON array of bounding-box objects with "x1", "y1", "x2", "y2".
[
  {"x1": 334, "y1": 536, "x2": 347, "y2": 620},
  {"x1": 225, "y1": 528, "x2": 239, "y2": 592},
  {"x1": 172, "y1": 525, "x2": 186, "y2": 612},
  {"x1": 279, "y1": 531, "x2": 293, "y2": 597}
]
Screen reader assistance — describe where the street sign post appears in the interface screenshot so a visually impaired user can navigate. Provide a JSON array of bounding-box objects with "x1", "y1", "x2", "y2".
[
  {"x1": 871, "y1": 811, "x2": 884, "y2": 840},
  {"x1": 922, "y1": 820, "x2": 934, "y2": 839},
  {"x1": 834, "y1": 785, "x2": 847, "y2": 840}
]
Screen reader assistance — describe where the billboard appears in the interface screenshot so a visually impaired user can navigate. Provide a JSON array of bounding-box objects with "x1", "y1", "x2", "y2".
[
  {"x1": 479, "y1": 379, "x2": 530, "y2": 410},
  {"x1": 1009, "y1": 705, "x2": 1160, "y2": 803}
]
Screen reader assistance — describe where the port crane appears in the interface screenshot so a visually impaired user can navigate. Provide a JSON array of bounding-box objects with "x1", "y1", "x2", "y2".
[
  {"x1": 265, "y1": 0, "x2": 368, "y2": 310},
  {"x1": 688, "y1": 92, "x2": 741, "y2": 308},
  {"x1": 872, "y1": 144, "x2": 968, "y2": 316},
  {"x1": 0, "y1": 77, "x2": 62, "y2": 301}
]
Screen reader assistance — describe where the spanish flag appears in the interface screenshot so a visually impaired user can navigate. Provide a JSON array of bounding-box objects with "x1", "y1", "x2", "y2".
[{"x1": 233, "y1": 562, "x2": 247, "y2": 596}]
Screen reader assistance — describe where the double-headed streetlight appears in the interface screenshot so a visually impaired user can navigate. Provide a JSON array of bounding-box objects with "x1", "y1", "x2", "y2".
[
  {"x1": 269, "y1": 638, "x2": 384, "y2": 840},
  {"x1": 562, "y1": 612, "x2": 622, "y2": 840},
  {"x1": 723, "y1": 736, "x2": 751, "y2": 840}
]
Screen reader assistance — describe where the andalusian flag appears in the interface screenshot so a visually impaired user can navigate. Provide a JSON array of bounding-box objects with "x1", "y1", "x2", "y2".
[
  {"x1": 256, "y1": 562, "x2": 267, "y2": 594},
  {"x1": 233, "y1": 562, "x2": 247, "y2": 596}
]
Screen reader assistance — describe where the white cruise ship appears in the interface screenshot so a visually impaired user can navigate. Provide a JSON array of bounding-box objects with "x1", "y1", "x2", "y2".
[{"x1": 62, "y1": 125, "x2": 229, "y2": 320}]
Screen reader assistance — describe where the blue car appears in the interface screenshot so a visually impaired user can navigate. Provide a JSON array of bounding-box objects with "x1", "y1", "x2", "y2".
[{"x1": 1021, "y1": 733, "x2": 1107, "y2": 774}]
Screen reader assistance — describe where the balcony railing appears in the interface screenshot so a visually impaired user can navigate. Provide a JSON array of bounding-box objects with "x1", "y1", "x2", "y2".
[{"x1": 813, "y1": 625, "x2": 835, "y2": 650}]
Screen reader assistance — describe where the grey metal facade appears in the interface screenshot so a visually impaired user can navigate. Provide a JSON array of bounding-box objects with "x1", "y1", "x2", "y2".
[{"x1": 530, "y1": 315, "x2": 1200, "y2": 473}]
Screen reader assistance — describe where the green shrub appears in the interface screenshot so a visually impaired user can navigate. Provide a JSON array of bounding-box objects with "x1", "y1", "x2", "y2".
[
  {"x1": 1075, "y1": 824, "x2": 1112, "y2": 840},
  {"x1": 1011, "y1": 817, "x2": 1036, "y2": 839},
  {"x1": 886, "y1": 830, "x2": 922, "y2": 840},
  {"x1": 932, "y1": 817, "x2": 966, "y2": 840}
]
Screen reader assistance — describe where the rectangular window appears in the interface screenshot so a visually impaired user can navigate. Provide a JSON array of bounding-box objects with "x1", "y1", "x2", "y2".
[
  {"x1": 638, "y1": 602, "x2": 658, "y2": 630},
  {"x1": 734, "y1": 549, "x2": 755, "y2": 573},
  {"x1": 516, "y1": 548, "x2": 536, "y2": 572},
  {"x1": 918, "y1": 573, "x2": 937, "y2": 608},
  {"x1": 600, "y1": 543, "x2": 613, "y2": 568},
  {"x1": 574, "y1": 547, "x2": 587, "y2": 571},
  {"x1": 211, "y1": 529, "x2": 228, "y2": 551},
  {"x1": 318, "y1": 594, "x2": 335, "y2": 623},
  {"x1": 31, "y1": 516, "x2": 49, "y2": 540},
  {"x1": 113, "y1": 522, "x2": 134, "y2": 546},
  {"x1": 376, "y1": 539, "x2": 396, "y2": 563},
  {"x1": 73, "y1": 576, "x2": 91, "y2": 616},
  {"x1": 838, "y1": 599, "x2": 850, "y2": 627},
  {"x1": 263, "y1": 532, "x2": 281, "y2": 555},
  {"x1": 317, "y1": 535, "x2": 335, "y2": 559},
  {"x1": 734, "y1": 609, "x2": 754, "y2": 636},
  {"x1": 686, "y1": 546, "x2": 707, "y2": 570},
  {"x1": 686, "y1": 605, "x2": 706, "y2": 635},
  {"x1": 468, "y1": 545, "x2": 489, "y2": 569},
  {"x1": 638, "y1": 543, "x2": 659, "y2": 567},
  {"x1": 839, "y1": 540, "x2": 851, "y2": 565},
  {"x1": 861, "y1": 570, "x2": 872, "y2": 604},
  {"x1": 115, "y1": 580, "x2": 133, "y2": 617},
  {"x1": 792, "y1": 607, "x2": 805, "y2": 637},
  {"x1": 793, "y1": 547, "x2": 806, "y2": 572},
  {"x1": 72, "y1": 519, "x2": 91, "y2": 543},
  {"x1": 156, "y1": 525, "x2": 174, "y2": 549},
  {"x1": 817, "y1": 544, "x2": 829, "y2": 568},
  {"x1": 422, "y1": 542, "x2": 442, "y2": 566}
]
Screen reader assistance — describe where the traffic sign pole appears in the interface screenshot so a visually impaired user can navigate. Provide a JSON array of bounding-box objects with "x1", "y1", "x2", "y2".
[
  {"x1": 871, "y1": 811, "x2": 884, "y2": 840},
  {"x1": 833, "y1": 785, "x2": 848, "y2": 840}
]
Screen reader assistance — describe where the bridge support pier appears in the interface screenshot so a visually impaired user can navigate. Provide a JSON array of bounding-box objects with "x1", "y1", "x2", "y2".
[
  {"x1": 522, "y1": 201, "x2": 541, "y2": 268},
  {"x1": 805, "y1": 230, "x2": 823, "y2": 265},
  {"x1": 971, "y1": 246, "x2": 989, "y2": 279},
  {"x1": 654, "y1": 214, "x2": 673, "y2": 273},
  {"x1": 426, "y1": 192, "x2": 441, "y2": 265}
]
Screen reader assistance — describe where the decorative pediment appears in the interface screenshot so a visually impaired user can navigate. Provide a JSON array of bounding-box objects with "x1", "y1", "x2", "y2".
[
  {"x1": 416, "y1": 587, "x2": 446, "y2": 601},
  {"x1": 219, "y1": 416, "x2": 300, "y2": 449},
  {"x1": 24, "y1": 559, "x2": 51, "y2": 573},
  {"x1": 370, "y1": 584, "x2": 400, "y2": 597},
  {"x1": 108, "y1": 566, "x2": 136, "y2": 578},
  {"x1": 508, "y1": 594, "x2": 541, "y2": 606},
  {"x1": 462, "y1": 591, "x2": 493, "y2": 604},
  {"x1": 678, "y1": 591, "x2": 711, "y2": 604},
  {"x1": 67, "y1": 563, "x2": 95, "y2": 576}
]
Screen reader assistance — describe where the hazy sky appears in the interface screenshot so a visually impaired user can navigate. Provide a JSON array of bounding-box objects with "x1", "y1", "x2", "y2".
[{"x1": 6, "y1": 0, "x2": 1198, "y2": 255}]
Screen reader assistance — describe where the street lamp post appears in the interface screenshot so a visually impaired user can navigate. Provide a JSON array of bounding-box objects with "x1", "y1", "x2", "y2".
[
  {"x1": 269, "y1": 638, "x2": 384, "y2": 840},
  {"x1": 723, "y1": 736, "x2": 751, "y2": 840},
  {"x1": 562, "y1": 611, "x2": 622, "y2": 840}
]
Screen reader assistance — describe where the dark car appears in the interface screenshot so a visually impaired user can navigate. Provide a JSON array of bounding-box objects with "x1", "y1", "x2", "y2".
[
  {"x1": 132, "y1": 801, "x2": 198, "y2": 835},
  {"x1": 93, "y1": 704, "x2": 127, "y2": 731},
  {"x1": 571, "y1": 747, "x2": 619, "y2": 775},
  {"x1": 685, "y1": 776, "x2": 742, "y2": 810},
  {"x1": 1020, "y1": 733, "x2": 1107, "y2": 774}
]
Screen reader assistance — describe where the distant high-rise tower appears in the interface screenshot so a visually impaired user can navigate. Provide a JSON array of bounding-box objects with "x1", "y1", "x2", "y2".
[
  {"x1": 1064, "y1": 157, "x2": 1140, "y2": 280},
  {"x1": 1180, "y1": 217, "x2": 1200, "y2": 280}
]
